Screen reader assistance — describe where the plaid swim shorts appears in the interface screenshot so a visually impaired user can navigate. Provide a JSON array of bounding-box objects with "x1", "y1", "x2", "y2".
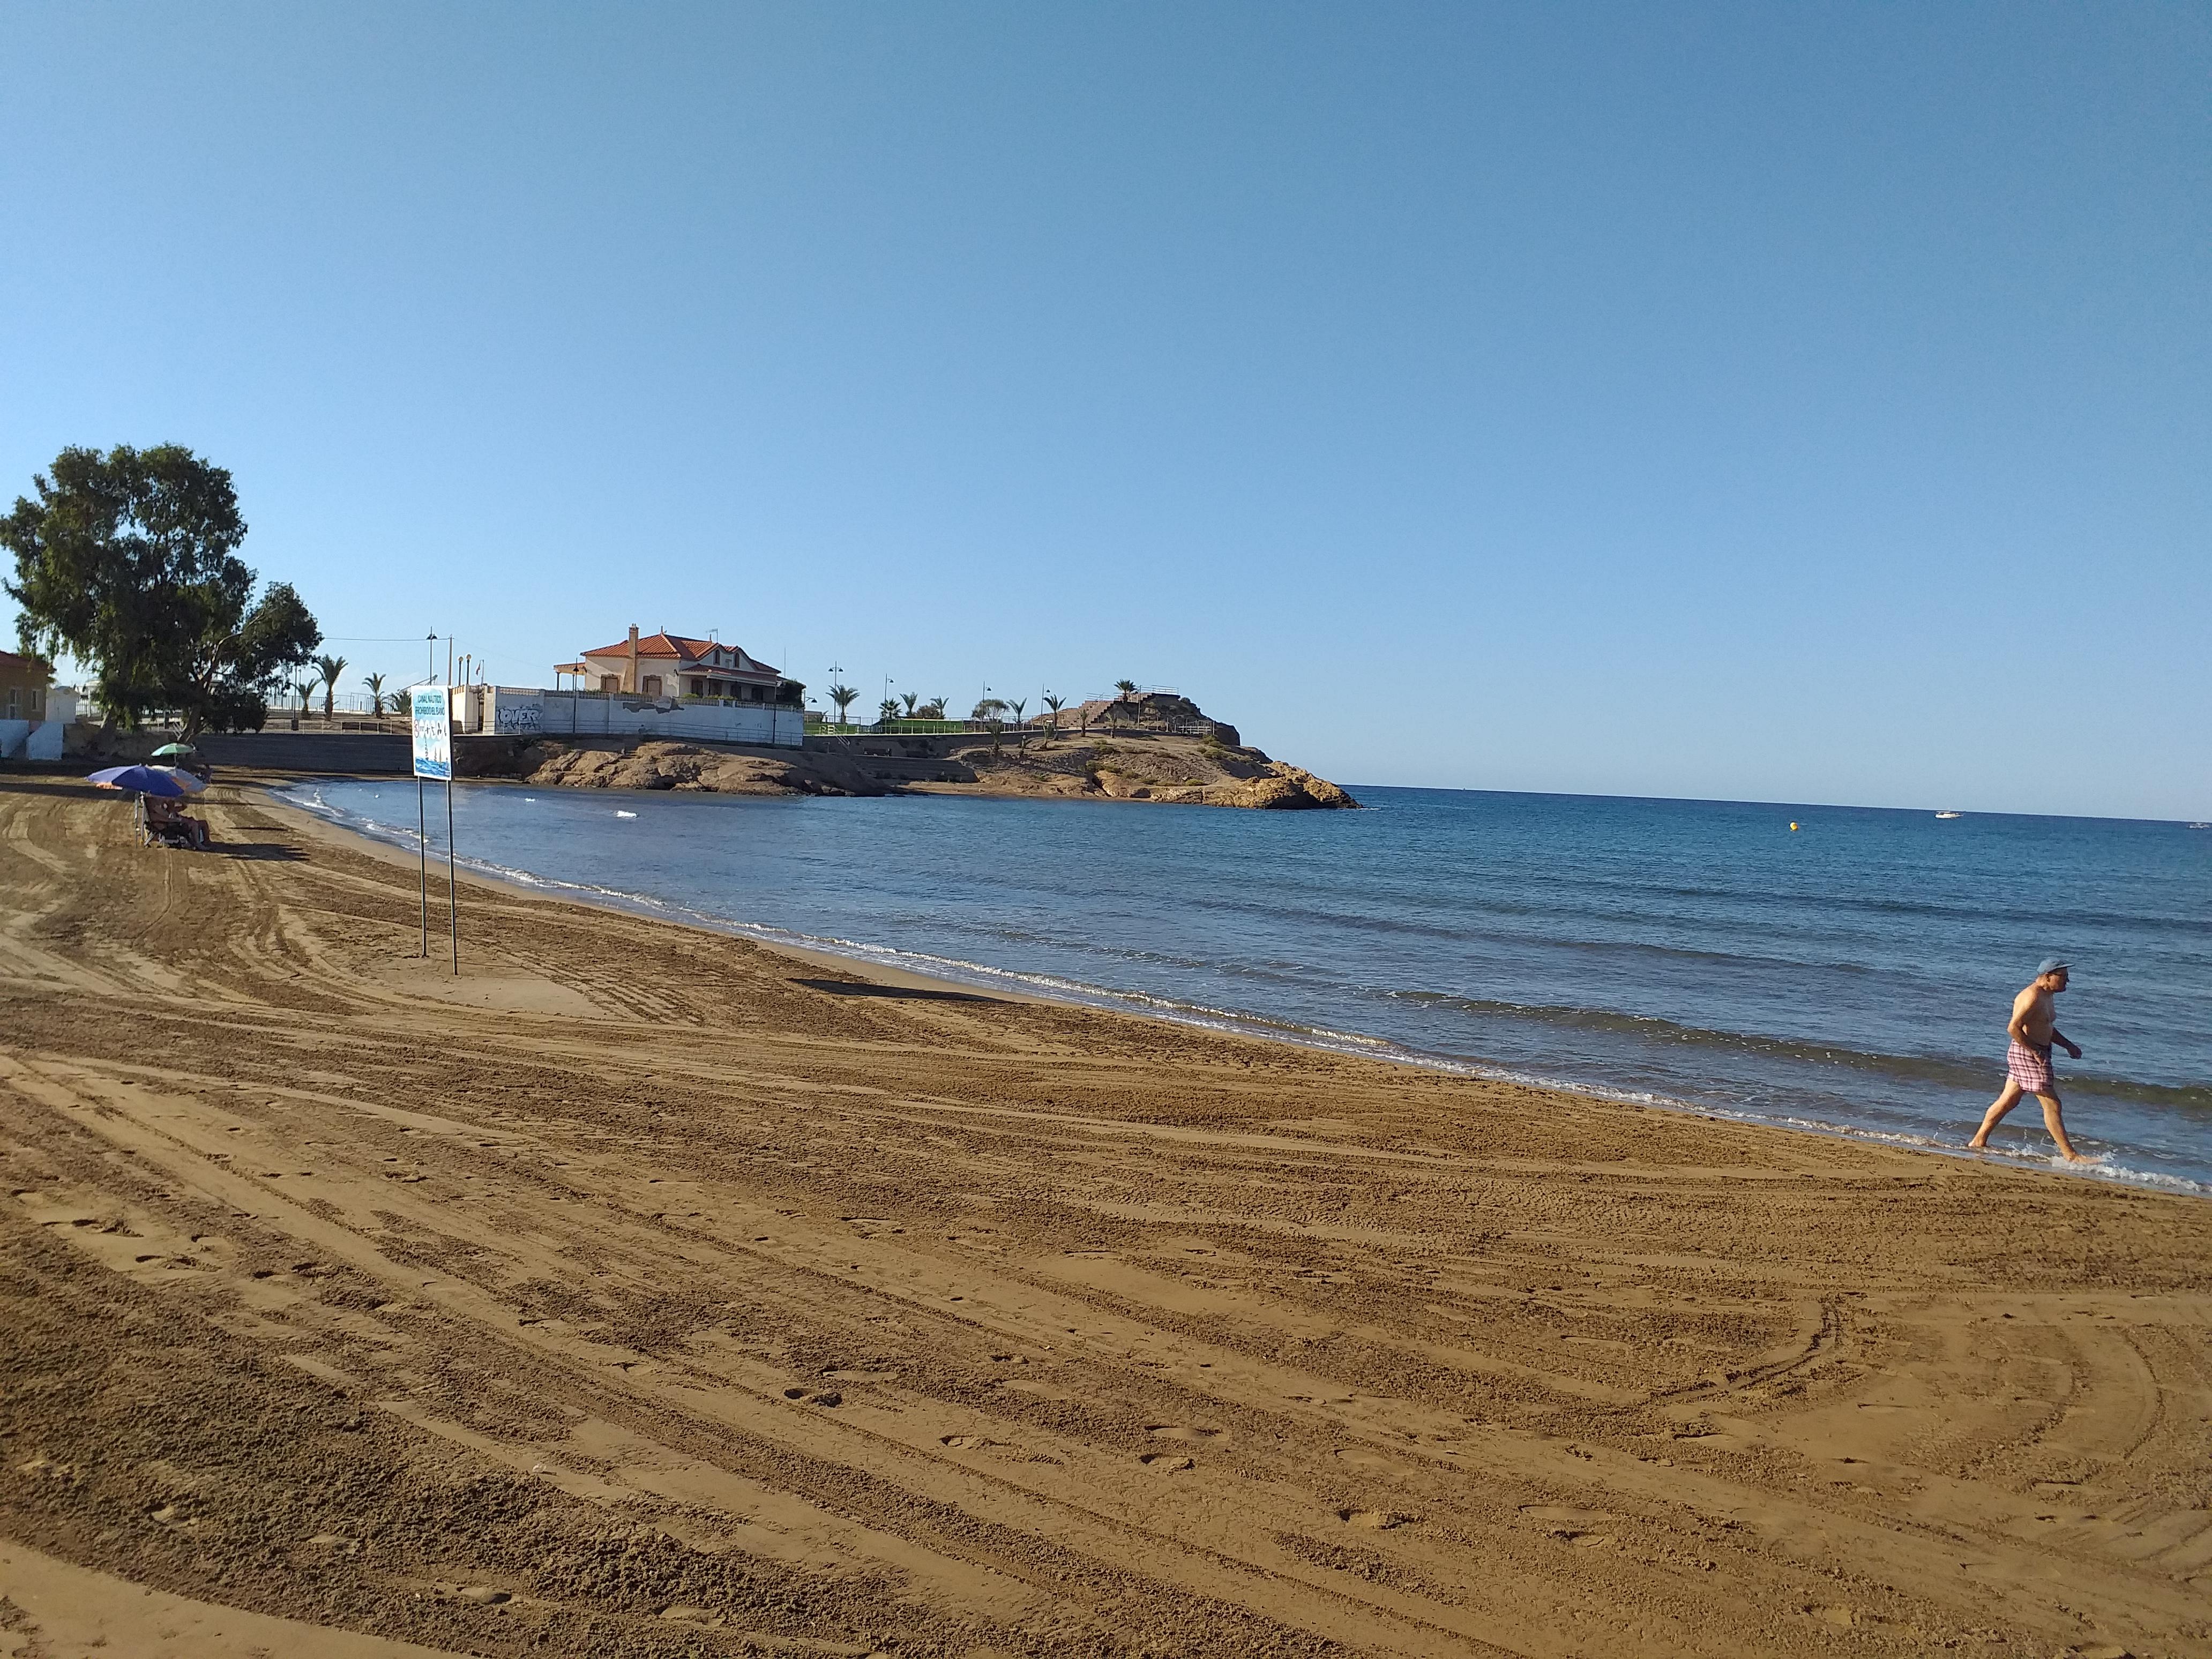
[{"x1": 2006, "y1": 1040, "x2": 2056, "y2": 1094}]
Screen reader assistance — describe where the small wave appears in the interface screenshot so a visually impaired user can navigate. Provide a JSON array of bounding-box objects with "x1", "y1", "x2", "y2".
[
  {"x1": 1372, "y1": 989, "x2": 2212, "y2": 1111},
  {"x1": 1177, "y1": 854, "x2": 2211, "y2": 943},
  {"x1": 1646, "y1": 1102, "x2": 2210, "y2": 1196}
]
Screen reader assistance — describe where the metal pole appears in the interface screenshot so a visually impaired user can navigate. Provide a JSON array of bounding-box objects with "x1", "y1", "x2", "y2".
[
  {"x1": 446, "y1": 777, "x2": 459, "y2": 974},
  {"x1": 416, "y1": 774, "x2": 428, "y2": 957}
]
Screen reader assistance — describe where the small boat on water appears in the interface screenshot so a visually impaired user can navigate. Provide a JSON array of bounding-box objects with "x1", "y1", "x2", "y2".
[
  {"x1": 2192, "y1": 822, "x2": 2211, "y2": 831},
  {"x1": 1935, "y1": 810, "x2": 1963, "y2": 820}
]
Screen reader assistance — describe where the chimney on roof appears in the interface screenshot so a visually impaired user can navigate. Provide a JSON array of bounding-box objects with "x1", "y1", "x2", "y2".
[{"x1": 627, "y1": 624, "x2": 639, "y2": 694}]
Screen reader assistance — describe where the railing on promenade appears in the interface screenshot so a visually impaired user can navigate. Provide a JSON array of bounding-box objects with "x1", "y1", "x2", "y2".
[
  {"x1": 806, "y1": 718, "x2": 1005, "y2": 736},
  {"x1": 805, "y1": 716, "x2": 1224, "y2": 740}
]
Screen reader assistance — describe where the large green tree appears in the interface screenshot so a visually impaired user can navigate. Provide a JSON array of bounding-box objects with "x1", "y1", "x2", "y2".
[{"x1": 1, "y1": 444, "x2": 320, "y2": 735}]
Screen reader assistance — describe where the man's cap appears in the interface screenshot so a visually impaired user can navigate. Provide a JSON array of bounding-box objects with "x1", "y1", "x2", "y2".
[{"x1": 2037, "y1": 957, "x2": 2071, "y2": 977}]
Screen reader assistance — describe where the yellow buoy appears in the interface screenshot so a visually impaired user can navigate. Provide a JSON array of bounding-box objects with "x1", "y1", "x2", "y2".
[{"x1": 1789, "y1": 822, "x2": 1799, "y2": 831}]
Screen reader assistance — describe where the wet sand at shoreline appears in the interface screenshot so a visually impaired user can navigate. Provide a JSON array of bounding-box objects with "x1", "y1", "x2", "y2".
[{"x1": 2, "y1": 775, "x2": 2208, "y2": 1658}]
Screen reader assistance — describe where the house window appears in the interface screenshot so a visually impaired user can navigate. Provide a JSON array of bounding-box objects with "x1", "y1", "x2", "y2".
[
  {"x1": 29, "y1": 687, "x2": 43, "y2": 718},
  {"x1": 4, "y1": 689, "x2": 16, "y2": 720},
  {"x1": 599, "y1": 675, "x2": 619, "y2": 693},
  {"x1": 642, "y1": 676, "x2": 662, "y2": 697},
  {"x1": 690, "y1": 678, "x2": 704, "y2": 697}
]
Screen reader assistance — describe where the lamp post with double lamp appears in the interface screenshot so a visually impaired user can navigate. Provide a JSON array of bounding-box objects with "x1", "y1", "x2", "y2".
[{"x1": 827, "y1": 664, "x2": 843, "y2": 733}]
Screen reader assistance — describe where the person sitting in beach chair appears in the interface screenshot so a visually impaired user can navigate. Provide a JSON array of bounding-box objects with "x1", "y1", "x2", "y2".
[{"x1": 141, "y1": 793, "x2": 209, "y2": 850}]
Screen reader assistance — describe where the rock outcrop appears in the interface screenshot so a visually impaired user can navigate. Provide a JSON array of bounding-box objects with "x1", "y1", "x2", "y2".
[
  {"x1": 1237, "y1": 765, "x2": 1358, "y2": 810},
  {"x1": 487, "y1": 739, "x2": 888, "y2": 797},
  {"x1": 914, "y1": 733, "x2": 1358, "y2": 809},
  {"x1": 1050, "y1": 692, "x2": 1239, "y2": 747}
]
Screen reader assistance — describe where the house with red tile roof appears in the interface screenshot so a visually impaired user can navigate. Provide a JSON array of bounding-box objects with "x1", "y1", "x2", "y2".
[{"x1": 554, "y1": 625, "x2": 789, "y2": 705}]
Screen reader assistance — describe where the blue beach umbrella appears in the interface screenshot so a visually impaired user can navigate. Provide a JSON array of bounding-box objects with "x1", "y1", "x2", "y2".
[{"x1": 88, "y1": 764, "x2": 185, "y2": 797}]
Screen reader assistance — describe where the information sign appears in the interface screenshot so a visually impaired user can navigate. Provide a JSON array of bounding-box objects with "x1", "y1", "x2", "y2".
[{"x1": 410, "y1": 687, "x2": 451, "y2": 780}]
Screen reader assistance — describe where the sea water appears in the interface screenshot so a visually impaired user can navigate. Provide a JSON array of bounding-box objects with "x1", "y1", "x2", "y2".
[{"x1": 280, "y1": 780, "x2": 2212, "y2": 1194}]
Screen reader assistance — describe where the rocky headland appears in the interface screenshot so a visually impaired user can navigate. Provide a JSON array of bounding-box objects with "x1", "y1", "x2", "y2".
[
  {"x1": 468, "y1": 691, "x2": 1358, "y2": 809},
  {"x1": 903, "y1": 728, "x2": 1358, "y2": 809}
]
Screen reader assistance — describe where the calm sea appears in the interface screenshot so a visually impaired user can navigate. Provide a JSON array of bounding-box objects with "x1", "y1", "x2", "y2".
[{"x1": 279, "y1": 780, "x2": 2212, "y2": 1194}]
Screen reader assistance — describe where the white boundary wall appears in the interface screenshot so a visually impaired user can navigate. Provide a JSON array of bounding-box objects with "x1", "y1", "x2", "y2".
[
  {"x1": 0, "y1": 720, "x2": 63, "y2": 760},
  {"x1": 456, "y1": 686, "x2": 804, "y2": 750}
]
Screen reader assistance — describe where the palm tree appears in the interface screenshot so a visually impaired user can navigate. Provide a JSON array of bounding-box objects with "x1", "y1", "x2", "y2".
[
  {"x1": 315, "y1": 654, "x2": 348, "y2": 720},
  {"x1": 1042, "y1": 691, "x2": 1065, "y2": 739},
  {"x1": 971, "y1": 699, "x2": 1010, "y2": 758},
  {"x1": 1007, "y1": 697, "x2": 1027, "y2": 747},
  {"x1": 877, "y1": 697, "x2": 900, "y2": 727},
  {"x1": 362, "y1": 672, "x2": 386, "y2": 723},
  {"x1": 900, "y1": 691, "x2": 920, "y2": 718},
  {"x1": 827, "y1": 683, "x2": 858, "y2": 728},
  {"x1": 1117, "y1": 678, "x2": 1157, "y2": 732}
]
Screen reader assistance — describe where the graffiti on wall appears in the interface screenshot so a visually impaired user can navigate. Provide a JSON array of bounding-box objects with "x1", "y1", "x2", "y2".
[{"x1": 493, "y1": 701, "x2": 544, "y2": 735}]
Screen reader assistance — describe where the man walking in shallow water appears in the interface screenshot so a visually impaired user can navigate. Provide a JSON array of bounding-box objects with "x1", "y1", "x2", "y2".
[{"x1": 1969, "y1": 959, "x2": 2086, "y2": 1162}]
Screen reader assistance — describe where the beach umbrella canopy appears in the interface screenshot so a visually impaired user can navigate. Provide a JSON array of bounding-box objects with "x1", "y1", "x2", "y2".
[
  {"x1": 151, "y1": 765, "x2": 206, "y2": 793},
  {"x1": 151, "y1": 742, "x2": 197, "y2": 757},
  {"x1": 88, "y1": 764, "x2": 185, "y2": 797}
]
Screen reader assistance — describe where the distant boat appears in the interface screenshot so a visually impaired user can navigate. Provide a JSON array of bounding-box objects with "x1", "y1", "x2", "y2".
[
  {"x1": 1935, "y1": 810, "x2": 1963, "y2": 820},
  {"x1": 2192, "y1": 822, "x2": 2211, "y2": 831}
]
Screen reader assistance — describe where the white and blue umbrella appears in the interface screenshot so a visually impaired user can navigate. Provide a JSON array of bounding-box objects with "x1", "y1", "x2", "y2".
[{"x1": 88, "y1": 764, "x2": 186, "y2": 798}]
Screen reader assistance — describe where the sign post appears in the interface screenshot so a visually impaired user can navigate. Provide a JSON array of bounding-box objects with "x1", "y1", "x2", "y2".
[
  {"x1": 414, "y1": 769, "x2": 427, "y2": 956},
  {"x1": 410, "y1": 687, "x2": 458, "y2": 974}
]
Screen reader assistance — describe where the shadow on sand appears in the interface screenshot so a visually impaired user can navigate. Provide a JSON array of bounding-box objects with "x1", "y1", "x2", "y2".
[
  {"x1": 214, "y1": 842, "x2": 307, "y2": 862},
  {"x1": 791, "y1": 977, "x2": 1003, "y2": 1005}
]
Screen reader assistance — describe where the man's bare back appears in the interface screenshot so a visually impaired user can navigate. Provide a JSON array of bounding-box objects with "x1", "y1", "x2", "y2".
[{"x1": 1968, "y1": 959, "x2": 2086, "y2": 1161}]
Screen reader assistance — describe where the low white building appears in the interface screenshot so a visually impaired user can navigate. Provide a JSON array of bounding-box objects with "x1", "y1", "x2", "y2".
[{"x1": 453, "y1": 685, "x2": 805, "y2": 750}]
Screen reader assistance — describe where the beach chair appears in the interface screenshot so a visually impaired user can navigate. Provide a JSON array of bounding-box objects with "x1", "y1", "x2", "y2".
[{"x1": 138, "y1": 796, "x2": 200, "y2": 850}]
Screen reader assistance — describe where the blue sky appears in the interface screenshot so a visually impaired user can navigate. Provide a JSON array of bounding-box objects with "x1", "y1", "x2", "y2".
[{"x1": 3, "y1": 3, "x2": 2206, "y2": 818}]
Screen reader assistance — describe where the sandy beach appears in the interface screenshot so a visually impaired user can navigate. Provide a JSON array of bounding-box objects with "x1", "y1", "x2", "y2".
[{"x1": 2, "y1": 776, "x2": 2208, "y2": 1659}]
